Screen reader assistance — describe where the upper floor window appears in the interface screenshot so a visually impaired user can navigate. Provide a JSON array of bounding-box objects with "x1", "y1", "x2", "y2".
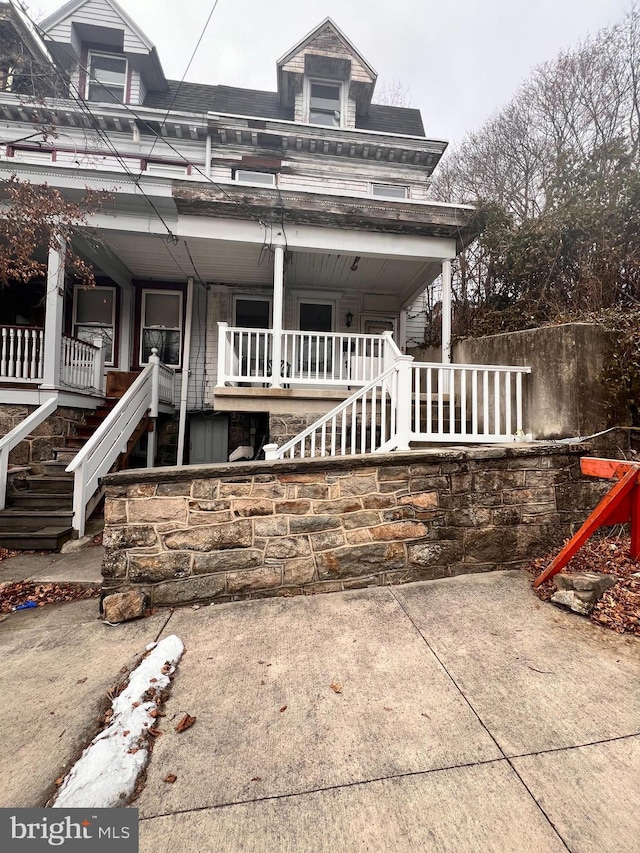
[
  {"x1": 87, "y1": 52, "x2": 127, "y2": 103},
  {"x1": 308, "y1": 81, "x2": 342, "y2": 127},
  {"x1": 233, "y1": 170, "x2": 276, "y2": 186},
  {"x1": 371, "y1": 183, "x2": 409, "y2": 199}
]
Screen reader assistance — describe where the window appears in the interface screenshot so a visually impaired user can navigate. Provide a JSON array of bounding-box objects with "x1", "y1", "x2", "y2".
[
  {"x1": 140, "y1": 290, "x2": 182, "y2": 367},
  {"x1": 371, "y1": 183, "x2": 409, "y2": 199},
  {"x1": 233, "y1": 170, "x2": 276, "y2": 186},
  {"x1": 73, "y1": 286, "x2": 116, "y2": 365},
  {"x1": 309, "y1": 81, "x2": 342, "y2": 127},
  {"x1": 298, "y1": 301, "x2": 334, "y2": 374},
  {"x1": 145, "y1": 162, "x2": 189, "y2": 178},
  {"x1": 87, "y1": 52, "x2": 127, "y2": 103}
]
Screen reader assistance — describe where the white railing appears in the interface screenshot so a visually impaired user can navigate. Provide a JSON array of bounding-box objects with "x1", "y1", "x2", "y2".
[
  {"x1": 265, "y1": 357, "x2": 532, "y2": 460},
  {"x1": 60, "y1": 335, "x2": 105, "y2": 392},
  {"x1": 66, "y1": 350, "x2": 172, "y2": 536},
  {"x1": 217, "y1": 323, "x2": 394, "y2": 388},
  {"x1": 265, "y1": 363, "x2": 402, "y2": 460},
  {"x1": 410, "y1": 362, "x2": 532, "y2": 443},
  {"x1": 0, "y1": 326, "x2": 44, "y2": 382},
  {"x1": 0, "y1": 397, "x2": 57, "y2": 509}
]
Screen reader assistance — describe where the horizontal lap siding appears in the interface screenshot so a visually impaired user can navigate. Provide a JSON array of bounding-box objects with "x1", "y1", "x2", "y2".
[{"x1": 46, "y1": 0, "x2": 149, "y2": 54}]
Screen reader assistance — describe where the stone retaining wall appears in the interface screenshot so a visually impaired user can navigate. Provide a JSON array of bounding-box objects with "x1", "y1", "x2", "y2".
[
  {"x1": 102, "y1": 443, "x2": 604, "y2": 608},
  {"x1": 0, "y1": 404, "x2": 87, "y2": 473}
]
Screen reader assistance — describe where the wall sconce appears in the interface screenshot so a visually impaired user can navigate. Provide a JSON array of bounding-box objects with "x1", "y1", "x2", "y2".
[
  {"x1": 350, "y1": 256, "x2": 360, "y2": 272},
  {"x1": 345, "y1": 310, "x2": 354, "y2": 328}
]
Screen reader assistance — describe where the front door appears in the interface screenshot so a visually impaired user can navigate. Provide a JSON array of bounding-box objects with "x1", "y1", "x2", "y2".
[{"x1": 298, "y1": 301, "x2": 333, "y2": 376}]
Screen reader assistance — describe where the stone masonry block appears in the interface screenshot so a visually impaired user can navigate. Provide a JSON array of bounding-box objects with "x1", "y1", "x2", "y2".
[
  {"x1": 232, "y1": 498, "x2": 274, "y2": 517},
  {"x1": 103, "y1": 525, "x2": 158, "y2": 550},
  {"x1": 316, "y1": 543, "x2": 405, "y2": 579},
  {"x1": 128, "y1": 551, "x2": 191, "y2": 583},
  {"x1": 289, "y1": 515, "x2": 340, "y2": 534},
  {"x1": 254, "y1": 516, "x2": 289, "y2": 538},
  {"x1": 164, "y1": 520, "x2": 252, "y2": 552},
  {"x1": 226, "y1": 567, "x2": 282, "y2": 594},
  {"x1": 265, "y1": 536, "x2": 311, "y2": 559},
  {"x1": 283, "y1": 558, "x2": 316, "y2": 585},
  {"x1": 153, "y1": 574, "x2": 226, "y2": 606},
  {"x1": 310, "y1": 529, "x2": 345, "y2": 551},
  {"x1": 370, "y1": 521, "x2": 429, "y2": 541},
  {"x1": 193, "y1": 549, "x2": 263, "y2": 574},
  {"x1": 338, "y1": 475, "x2": 377, "y2": 496},
  {"x1": 128, "y1": 498, "x2": 187, "y2": 524},
  {"x1": 104, "y1": 499, "x2": 127, "y2": 525}
]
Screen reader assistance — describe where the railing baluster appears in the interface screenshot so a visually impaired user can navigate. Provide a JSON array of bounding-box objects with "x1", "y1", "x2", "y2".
[
  {"x1": 8, "y1": 329, "x2": 15, "y2": 378},
  {"x1": 0, "y1": 327, "x2": 7, "y2": 376},
  {"x1": 516, "y1": 372, "x2": 523, "y2": 434},
  {"x1": 472, "y1": 370, "x2": 478, "y2": 437},
  {"x1": 461, "y1": 370, "x2": 467, "y2": 437},
  {"x1": 449, "y1": 367, "x2": 456, "y2": 436},
  {"x1": 437, "y1": 368, "x2": 444, "y2": 435},
  {"x1": 494, "y1": 370, "x2": 501, "y2": 436},
  {"x1": 505, "y1": 372, "x2": 512, "y2": 436},
  {"x1": 483, "y1": 370, "x2": 489, "y2": 435},
  {"x1": 425, "y1": 367, "x2": 432, "y2": 434}
]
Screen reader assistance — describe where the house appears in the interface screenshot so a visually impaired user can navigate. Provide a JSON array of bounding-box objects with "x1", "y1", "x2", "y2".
[{"x1": 0, "y1": 0, "x2": 532, "y2": 545}]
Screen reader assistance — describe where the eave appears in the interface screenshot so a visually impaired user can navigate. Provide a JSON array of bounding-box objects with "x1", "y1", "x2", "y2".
[{"x1": 171, "y1": 182, "x2": 482, "y2": 245}]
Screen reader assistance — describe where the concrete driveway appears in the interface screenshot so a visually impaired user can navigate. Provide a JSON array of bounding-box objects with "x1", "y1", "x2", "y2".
[{"x1": 1, "y1": 569, "x2": 639, "y2": 851}]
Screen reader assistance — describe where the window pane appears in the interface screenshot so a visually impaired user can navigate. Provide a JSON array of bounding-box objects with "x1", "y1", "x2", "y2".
[
  {"x1": 75, "y1": 288, "x2": 114, "y2": 324},
  {"x1": 309, "y1": 109, "x2": 340, "y2": 126},
  {"x1": 234, "y1": 170, "x2": 275, "y2": 185},
  {"x1": 310, "y1": 83, "x2": 340, "y2": 104},
  {"x1": 142, "y1": 329, "x2": 180, "y2": 365},
  {"x1": 236, "y1": 299, "x2": 270, "y2": 328},
  {"x1": 91, "y1": 55, "x2": 126, "y2": 84},
  {"x1": 144, "y1": 293, "x2": 180, "y2": 328},
  {"x1": 75, "y1": 325, "x2": 113, "y2": 363},
  {"x1": 371, "y1": 184, "x2": 408, "y2": 199},
  {"x1": 300, "y1": 303, "x2": 332, "y2": 332}
]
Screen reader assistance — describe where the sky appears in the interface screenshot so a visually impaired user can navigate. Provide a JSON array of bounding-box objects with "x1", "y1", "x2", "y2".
[{"x1": 28, "y1": 0, "x2": 633, "y2": 143}]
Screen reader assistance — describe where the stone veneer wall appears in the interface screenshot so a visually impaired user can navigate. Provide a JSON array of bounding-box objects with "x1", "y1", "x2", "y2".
[
  {"x1": 101, "y1": 443, "x2": 604, "y2": 608},
  {"x1": 0, "y1": 404, "x2": 87, "y2": 473}
]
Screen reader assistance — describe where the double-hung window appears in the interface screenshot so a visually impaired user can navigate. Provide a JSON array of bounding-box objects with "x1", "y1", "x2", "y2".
[
  {"x1": 308, "y1": 81, "x2": 342, "y2": 127},
  {"x1": 73, "y1": 286, "x2": 116, "y2": 365},
  {"x1": 140, "y1": 290, "x2": 182, "y2": 367},
  {"x1": 87, "y1": 52, "x2": 127, "y2": 103}
]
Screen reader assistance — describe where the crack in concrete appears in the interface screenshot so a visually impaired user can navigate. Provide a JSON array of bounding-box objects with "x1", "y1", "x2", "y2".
[{"x1": 389, "y1": 588, "x2": 573, "y2": 853}]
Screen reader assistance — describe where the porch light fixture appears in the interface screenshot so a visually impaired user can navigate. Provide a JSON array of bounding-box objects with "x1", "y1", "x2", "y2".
[
  {"x1": 350, "y1": 256, "x2": 360, "y2": 272},
  {"x1": 345, "y1": 310, "x2": 353, "y2": 328}
]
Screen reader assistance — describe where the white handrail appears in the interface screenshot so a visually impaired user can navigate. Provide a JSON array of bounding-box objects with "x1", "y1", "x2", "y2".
[
  {"x1": 0, "y1": 397, "x2": 57, "y2": 509},
  {"x1": 66, "y1": 353, "x2": 168, "y2": 536}
]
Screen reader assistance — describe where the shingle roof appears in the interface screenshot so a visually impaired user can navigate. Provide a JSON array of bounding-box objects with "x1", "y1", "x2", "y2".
[{"x1": 144, "y1": 81, "x2": 426, "y2": 137}]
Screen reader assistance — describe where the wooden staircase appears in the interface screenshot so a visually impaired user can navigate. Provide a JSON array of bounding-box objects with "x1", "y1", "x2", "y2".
[{"x1": 0, "y1": 397, "x2": 147, "y2": 550}]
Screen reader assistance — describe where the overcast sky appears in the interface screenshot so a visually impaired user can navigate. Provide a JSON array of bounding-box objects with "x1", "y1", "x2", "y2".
[{"x1": 29, "y1": 0, "x2": 633, "y2": 142}]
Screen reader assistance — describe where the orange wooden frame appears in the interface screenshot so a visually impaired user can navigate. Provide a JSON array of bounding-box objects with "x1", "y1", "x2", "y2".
[{"x1": 533, "y1": 457, "x2": 640, "y2": 587}]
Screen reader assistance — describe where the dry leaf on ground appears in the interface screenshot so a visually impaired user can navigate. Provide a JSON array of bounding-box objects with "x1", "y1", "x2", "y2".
[
  {"x1": 164, "y1": 774, "x2": 177, "y2": 784},
  {"x1": 329, "y1": 681, "x2": 342, "y2": 694},
  {"x1": 174, "y1": 713, "x2": 196, "y2": 733}
]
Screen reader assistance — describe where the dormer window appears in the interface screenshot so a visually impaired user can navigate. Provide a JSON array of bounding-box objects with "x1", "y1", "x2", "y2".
[
  {"x1": 308, "y1": 81, "x2": 342, "y2": 127},
  {"x1": 87, "y1": 52, "x2": 127, "y2": 103}
]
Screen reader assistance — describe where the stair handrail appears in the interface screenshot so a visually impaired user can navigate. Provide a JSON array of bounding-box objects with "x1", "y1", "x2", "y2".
[
  {"x1": 0, "y1": 397, "x2": 57, "y2": 510},
  {"x1": 264, "y1": 357, "x2": 411, "y2": 460},
  {"x1": 66, "y1": 353, "x2": 165, "y2": 536}
]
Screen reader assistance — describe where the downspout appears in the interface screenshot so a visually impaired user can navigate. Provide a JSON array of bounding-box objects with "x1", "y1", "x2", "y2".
[
  {"x1": 177, "y1": 276, "x2": 194, "y2": 466},
  {"x1": 205, "y1": 134, "x2": 212, "y2": 178}
]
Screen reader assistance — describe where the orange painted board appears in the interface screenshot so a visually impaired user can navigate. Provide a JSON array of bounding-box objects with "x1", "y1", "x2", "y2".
[
  {"x1": 580, "y1": 457, "x2": 638, "y2": 480},
  {"x1": 533, "y1": 467, "x2": 638, "y2": 587}
]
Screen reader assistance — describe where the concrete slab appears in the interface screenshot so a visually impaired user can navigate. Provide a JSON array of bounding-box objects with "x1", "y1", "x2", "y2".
[
  {"x1": 393, "y1": 571, "x2": 640, "y2": 756},
  {"x1": 0, "y1": 599, "x2": 169, "y2": 807},
  {"x1": 137, "y1": 589, "x2": 501, "y2": 818},
  {"x1": 512, "y1": 735, "x2": 640, "y2": 853},
  {"x1": 0, "y1": 546, "x2": 103, "y2": 585},
  {"x1": 139, "y1": 760, "x2": 566, "y2": 853}
]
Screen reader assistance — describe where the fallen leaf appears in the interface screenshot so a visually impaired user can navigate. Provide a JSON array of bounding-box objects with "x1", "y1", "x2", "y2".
[
  {"x1": 175, "y1": 713, "x2": 196, "y2": 733},
  {"x1": 55, "y1": 777, "x2": 64, "y2": 786},
  {"x1": 164, "y1": 774, "x2": 177, "y2": 784},
  {"x1": 251, "y1": 776, "x2": 262, "y2": 782},
  {"x1": 122, "y1": 730, "x2": 130, "y2": 737},
  {"x1": 76, "y1": 677, "x2": 87, "y2": 684},
  {"x1": 329, "y1": 682, "x2": 342, "y2": 694},
  {"x1": 279, "y1": 705, "x2": 287, "y2": 713}
]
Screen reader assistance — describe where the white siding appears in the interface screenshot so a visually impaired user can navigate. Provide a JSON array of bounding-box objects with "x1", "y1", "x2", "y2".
[
  {"x1": 278, "y1": 172, "x2": 368, "y2": 195},
  {"x1": 294, "y1": 90, "x2": 304, "y2": 124},
  {"x1": 345, "y1": 98, "x2": 356, "y2": 129},
  {"x1": 45, "y1": 0, "x2": 150, "y2": 54},
  {"x1": 129, "y1": 69, "x2": 144, "y2": 105}
]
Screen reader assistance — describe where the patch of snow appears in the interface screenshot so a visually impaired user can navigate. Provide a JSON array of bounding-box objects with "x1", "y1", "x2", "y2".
[{"x1": 53, "y1": 635, "x2": 184, "y2": 808}]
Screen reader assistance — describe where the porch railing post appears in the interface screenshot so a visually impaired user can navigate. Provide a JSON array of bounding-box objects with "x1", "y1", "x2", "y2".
[
  {"x1": 271, "y1": 244, "x2": 285, "y2": 389},
  {"x1": 217, "y1": 322, "x2": 228, "y2": 385},
  {"x1": 41, "y1": 234, "x2": 66, "y2": 389},
  {"x1": 149, "y1": 347, "x2": 160, "y2": 417},
  {"x1": 395, "y1": 355, "x2": 414, "y2": 451},
  {"x1": 91, "y1": 336, "x2": 105, "y2": 393}
]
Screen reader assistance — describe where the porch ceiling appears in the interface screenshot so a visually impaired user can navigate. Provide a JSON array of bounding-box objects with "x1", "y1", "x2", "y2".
[{"x1": 91, "y1": 230, "x2": 431, "y2": 295}]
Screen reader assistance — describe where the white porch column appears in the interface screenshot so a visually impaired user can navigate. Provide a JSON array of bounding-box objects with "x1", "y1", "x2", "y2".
[
  {"x1": 271, "y1": 244, "x2": 285, "y2": 389},
  {"x1": 441, "y1": 259, "x2": 452, "y2": 364},
  {"x1": 41, "y1": 234, "x2": 66, "y2": 389},
  {"x1": 399, "y1": 308, "x2": 408, "y2": 352}
]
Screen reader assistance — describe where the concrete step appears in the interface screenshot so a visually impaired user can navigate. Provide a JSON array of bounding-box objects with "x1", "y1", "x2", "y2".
[
  {"x1": 22, "y1": 476, "x2": 74, "y2": 494},
  {"x1": 41, "y1": 460, "x2": 75, "y2": 477},
  {"x1": 0, "y1": 510, "x2": 73, "y2": 531},
  {"x1": 52, "y1": 447, "x2": 79, "y2": 463},
  {"x1": 0, "y1": 526, "x2": 73, "y2": 550},
  {"x1": 9, "y1": 493, "x2": 73, "y2": 510}
]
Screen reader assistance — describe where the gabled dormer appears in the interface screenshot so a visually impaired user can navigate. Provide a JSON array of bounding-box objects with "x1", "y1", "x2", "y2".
[
  {"x1": 277, "y1": 18, "x2": 377, "y2": 129},
  {"x1": 41, "y1": 0, "x2": 167, "y2": 105}
]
